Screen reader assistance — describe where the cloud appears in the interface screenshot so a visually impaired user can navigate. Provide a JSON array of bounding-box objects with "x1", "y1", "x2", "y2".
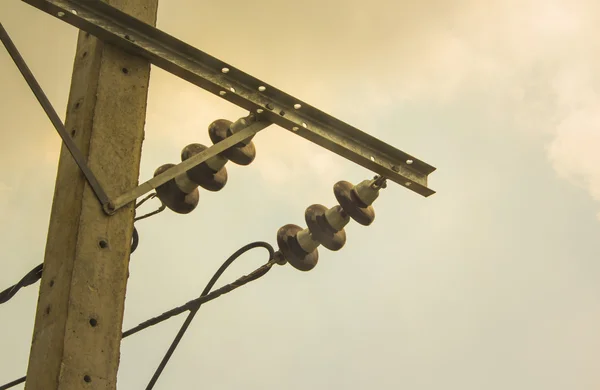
[
  {"x1": 145, "y1": 0, "x2": 600, "y2": 215},
  {"x1": 330, "y1": 0, "x2": 600, "y2": 217}
]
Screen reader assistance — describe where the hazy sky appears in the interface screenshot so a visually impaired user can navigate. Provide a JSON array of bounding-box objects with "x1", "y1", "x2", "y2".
[{"x1": 1, "y1": 0, "x2": 600, "y2": 389}]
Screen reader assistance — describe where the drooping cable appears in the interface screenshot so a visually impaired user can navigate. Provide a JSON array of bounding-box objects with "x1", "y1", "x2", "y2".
[
  {"x1": 0, "y1": 243, "x2": 279, "y2": 390},
  {"x1": 145, "y1": 241, "x2": 276, "y2": 389},
  {"x1": 0, "y1": 264, "x2": 43, "y2": 305},
  {"x1": 0, "y1": 192, "x2": 160, "y2": 306}
]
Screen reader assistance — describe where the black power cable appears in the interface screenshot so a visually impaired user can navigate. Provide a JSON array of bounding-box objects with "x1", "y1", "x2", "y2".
[
  {"x1": 0, "y1": 227, "x2": 140, "y2": 306},
  {"x1": 0, "y1": 264, "x2": 43, "y2": 305},
  {"x1": 145, "y1": 241, "x2": 275, "y2": 389},
  {"x1": 0, "y1": 192, "x2": 161, "y2": 306},
  {"x1": 0, "y1": 242, "x2": 279, "y2": 390}
]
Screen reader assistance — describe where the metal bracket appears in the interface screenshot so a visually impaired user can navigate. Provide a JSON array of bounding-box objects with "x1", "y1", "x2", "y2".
[
  {"x1": 105, "y1": 120, "x2": 271, "y2": 214},
  {"x1": 22, "y1": 0, "x2": 437, "y2": 197}
]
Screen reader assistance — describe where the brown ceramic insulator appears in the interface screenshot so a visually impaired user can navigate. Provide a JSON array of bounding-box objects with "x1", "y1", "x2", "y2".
[
  {"x1": 276, "y1": 224, "x2": 319, "y2": 271},
  {"x1": 333, "y1": 180, "x2": 375, "y2": 226},
  {"x1": 154, "y1": 164, "x2": 199, "y2": 214},
  {"x1": 181, "y1": 143, "x2": 228, "y2": 192},
  {"x1": 305, "y1": 204, "x2": 347, "y2": 251},
  {"x1": 208, "y1": 119, "x2": 256, "y2": 166}
]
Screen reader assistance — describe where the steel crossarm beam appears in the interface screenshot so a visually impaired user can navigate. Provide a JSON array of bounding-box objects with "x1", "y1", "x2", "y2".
[{"x1": 22, "y1": 0, "x2": 436, "y2": 196}]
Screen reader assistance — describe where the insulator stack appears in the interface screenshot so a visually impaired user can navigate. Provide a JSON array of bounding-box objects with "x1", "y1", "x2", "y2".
[
  {"x1": 277, "y1": 176, "x2": 387, "y2": 271},
  {"x1": 154, "y1": 114, "x2": 258, "y2": 214}
]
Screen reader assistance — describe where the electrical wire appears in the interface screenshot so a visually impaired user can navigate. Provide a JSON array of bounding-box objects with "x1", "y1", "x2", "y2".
[
  {"x1": 0, "y1": 242, "x2": 279, "y2": 390},
  {"x1": 145, "y1": 241, "x2": 276, "y2": 389},
  {"x1": 0, "y1": 376, "x2": 25, "y2": 390},
  {"x1": 0, "y1": 227, "x2": 140, "y2": 306},
  {"x1": 0, "y1": 193, "x2": 161, "y2": 305},
  {"x1": 0, "y1": 264, "x2": 43, "y2": 305}
]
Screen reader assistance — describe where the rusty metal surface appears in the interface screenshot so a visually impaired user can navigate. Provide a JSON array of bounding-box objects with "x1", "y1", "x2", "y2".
[{"x1": 22, "y1": 0, "x2": 436, "y2": 196}]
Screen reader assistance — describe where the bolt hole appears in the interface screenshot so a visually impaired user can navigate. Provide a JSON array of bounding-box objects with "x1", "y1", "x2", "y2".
[
  {"x1": 121, "y1": 68, "x2": 129, "y2": 74},
  {"x1": 266, "y1": 103, "x2": 274, "y2": 110},
  {"x1": 89, "y1": 318, "x2": 98, "y2": 327},
  {"x1": 279, "y1": 110, "x2": 285, "y2": 116},
  {"x1": 292, "y1": 126, "x2": 299, "y2": 132},
  {"x1": 258, "y1": 86, "x2": 266, "y2": 92},
  {"x1": 71, "y1": 129, "x2": 76, "y2": 137},
  {"x1": 302, "y1": 122, "x2": 307, "y2": 128},
  {"x1": 256, "y1": 108, "x2": 264, "y2": 113},
  {"x1": 125, "y1": 34, "x2": 131, "y2": 40},
  {"x1": 45, "y1": 306, "x2": 51, "y2": 315},
  {"x1": 406, "y1": 159, "x2": 414, "y2": 165},
  {"x1": 98, "y1": 240, "x2": 108, "y2": 249},
  {"x1": 74, "y1": 102, "x2": 80, "y2": 109},
  {"x1": 57, "y1": 11, "x2": 65, "y2": 17},
  {"x1": 219, "y1": 90, "x2": 227, "y2": 96},
  {"x1": 294, "y1": 103, "x2": 302, "y2": 109},
  {"x1": 83, "y1": 375, "x2": 92, "y2": 383},
  {"x1": 50, "y1": 280, "x2": 55, "y2": 287},
  {"x1": 221, "y1": 67, "x2": 229, "y2": 74},
  {"x1": 82, "y1": 51, "x2": 87, "y2": 58}
]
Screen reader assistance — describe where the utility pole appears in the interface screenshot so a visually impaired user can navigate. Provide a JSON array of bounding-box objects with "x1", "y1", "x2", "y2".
[
  {"x1": 24, "y1": 1, "x2": 158, "y2": 389},
  {"x1": 0, "y1": 0, "x2": 436, "y2": 388}
]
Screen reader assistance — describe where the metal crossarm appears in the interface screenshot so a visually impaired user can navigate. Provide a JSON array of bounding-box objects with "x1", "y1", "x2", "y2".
[{"x1": 22, "y1": 0, "x2": 436, "y2": 197}]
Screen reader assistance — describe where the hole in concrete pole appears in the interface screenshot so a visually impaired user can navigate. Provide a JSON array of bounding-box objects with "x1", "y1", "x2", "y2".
[
  {"x1": 89, "y1": 318, "x2": 98, "y2": 327},
  {"x1": 83, "y1": 375, "x2": 92, "y2": 383},
  {"x1": 98, "y1": 240, "x2": 108, "y2": 249},
  {"x1": 121, "y1": 68, "x2": 129, "y2": 74}
]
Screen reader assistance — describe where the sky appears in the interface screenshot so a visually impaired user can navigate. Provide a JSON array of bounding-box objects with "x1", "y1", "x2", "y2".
[{"x1": 1, "y1": 0, "x2": 600, "y2": 389}]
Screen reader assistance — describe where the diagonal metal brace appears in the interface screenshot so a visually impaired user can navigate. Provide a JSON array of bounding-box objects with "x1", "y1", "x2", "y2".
[
  {"x1": 22, "y1": 0, "x2": 437, "y2": 197},
  {"x1": 0, "y1": 22, "x2": 111, "y2": 207}
]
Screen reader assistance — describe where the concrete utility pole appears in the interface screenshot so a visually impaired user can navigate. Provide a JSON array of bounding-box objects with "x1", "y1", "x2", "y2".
[{"x1": 25, "y1": 1, "x2": 158, "y2": 389}]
